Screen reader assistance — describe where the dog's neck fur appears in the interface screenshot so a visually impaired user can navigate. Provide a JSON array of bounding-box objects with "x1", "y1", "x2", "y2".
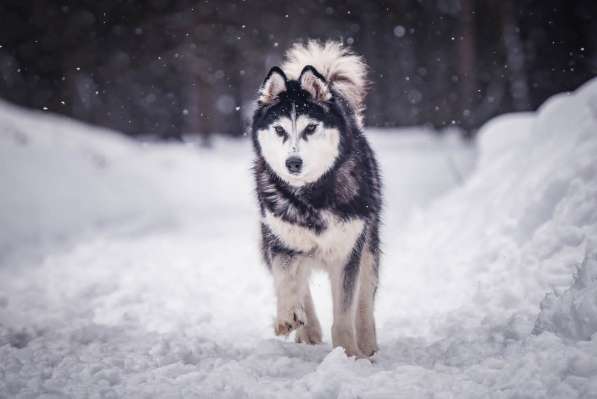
[
  {"x1": 254, "y1": 130, "x2": 371, "y2": 233},
  {"x1": 252, "y1": 79, "x2": 376, "y2": 233}
]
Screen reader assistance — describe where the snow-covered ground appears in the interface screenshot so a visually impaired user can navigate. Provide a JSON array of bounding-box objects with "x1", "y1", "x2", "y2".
[{"x1": 1, "y1": 78, "x2": 596, "y2": 398}]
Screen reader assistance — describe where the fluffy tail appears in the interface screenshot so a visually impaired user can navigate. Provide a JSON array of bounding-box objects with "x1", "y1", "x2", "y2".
[{"x1": 281, "y1": 40, "x2": 368, "y2": 126}]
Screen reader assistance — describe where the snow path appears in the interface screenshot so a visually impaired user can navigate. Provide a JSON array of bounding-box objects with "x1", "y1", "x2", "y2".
[{"x1": 1, "y1": 79, "x2": 597, "y2": 398}]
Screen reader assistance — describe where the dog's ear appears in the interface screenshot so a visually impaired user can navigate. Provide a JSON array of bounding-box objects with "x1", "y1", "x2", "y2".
[
  {"x1": 258, "y1": 67, "x2": 287, "y2": 105},
  {"x1": 299, "y1": 65, "x2": 331, "y2": 102}
]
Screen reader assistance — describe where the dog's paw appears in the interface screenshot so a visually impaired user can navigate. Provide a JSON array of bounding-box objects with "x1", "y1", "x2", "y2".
[
  {"x1": 295, "y1": 324, "x2": 322, "y2": 345},
  {"x1": 274, "y1": 305, "x2": 306, "y2": 336}
]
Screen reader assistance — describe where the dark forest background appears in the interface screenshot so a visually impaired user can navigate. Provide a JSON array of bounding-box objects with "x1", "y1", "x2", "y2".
[{"x1": 0, "y1": 0, "x2": 595, "y2": 142}]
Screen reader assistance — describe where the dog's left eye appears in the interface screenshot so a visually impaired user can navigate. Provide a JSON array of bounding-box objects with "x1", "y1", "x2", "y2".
[
  {"x1": 304, "y1": 124, "x2": 318, "y2": 135},
  {"x1": 274, "y1": 126, "x2": 286, "y2": 137}
]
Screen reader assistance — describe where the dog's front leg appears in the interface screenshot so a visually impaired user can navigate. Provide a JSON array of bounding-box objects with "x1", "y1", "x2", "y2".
[
  {"x1": 355, "y1": 244, "x2": 379, "y2": 357},
  {"x1": 329, "y1": 248, "x2": 365, "y2": 357},
  {"x1": 271, "y1": 254, "x2": 310, "y2": 336},
  {"x1": 295, "y1": 285, "x2": 323, "y2": 344}
]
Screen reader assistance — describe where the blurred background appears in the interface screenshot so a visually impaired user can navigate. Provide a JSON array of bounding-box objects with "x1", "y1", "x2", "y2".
[{"x1": 0, "y1": 0, "x2": 595, "y2": 142}]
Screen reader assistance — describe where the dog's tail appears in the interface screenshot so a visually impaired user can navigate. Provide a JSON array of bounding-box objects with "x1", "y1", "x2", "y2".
[{"x1": 281, "y1": 40, "x2": 368, "y2": 127}]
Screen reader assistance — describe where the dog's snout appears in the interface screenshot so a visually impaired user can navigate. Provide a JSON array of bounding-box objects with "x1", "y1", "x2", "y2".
[{"x1": 285, "y1": 156, "x2": 303, "y2": 174}]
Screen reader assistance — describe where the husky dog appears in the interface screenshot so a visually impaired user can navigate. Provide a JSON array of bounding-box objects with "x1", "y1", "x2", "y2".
[{"x1": 251, "y1": 41, "x2": 382, "y2": 357}]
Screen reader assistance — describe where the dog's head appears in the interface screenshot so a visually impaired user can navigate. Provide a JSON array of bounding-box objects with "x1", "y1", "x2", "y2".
[{"x1": 251, "y1": 66, "x2": 347, "y2": 187}]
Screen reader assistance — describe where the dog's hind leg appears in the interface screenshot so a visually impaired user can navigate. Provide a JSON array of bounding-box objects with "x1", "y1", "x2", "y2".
[
  {"x1": 295, "y1": 284, "x2": 322, "y2": 344},
  {"x1": 271, "y1": 254, "x2": 310, "y2": 336},
  {"x1": 355, "y1": 244, "x2": 379, "y2": 356}
]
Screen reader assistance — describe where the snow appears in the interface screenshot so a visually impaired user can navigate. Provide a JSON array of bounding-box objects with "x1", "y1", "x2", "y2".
[{"x1": 1, "y1": 78, "x2": 597, "y2": 397}]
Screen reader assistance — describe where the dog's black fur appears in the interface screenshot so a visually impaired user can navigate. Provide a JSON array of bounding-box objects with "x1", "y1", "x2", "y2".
[{"x1": 252, "y1": 66, "x2": 382, "y2": 307}]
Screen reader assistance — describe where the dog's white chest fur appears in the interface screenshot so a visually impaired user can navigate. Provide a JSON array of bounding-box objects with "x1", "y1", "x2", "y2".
[{"x1": 264, "y1": 210, "x2": 364, "y2": 263}]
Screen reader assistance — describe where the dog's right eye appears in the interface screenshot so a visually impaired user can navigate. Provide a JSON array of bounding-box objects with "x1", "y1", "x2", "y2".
[{"x1": 274, "y1": 126, "x2": 286, "y2": 137}]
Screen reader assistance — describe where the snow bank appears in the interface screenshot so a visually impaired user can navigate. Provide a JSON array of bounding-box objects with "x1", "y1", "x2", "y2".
[
  {"x1": 378, "y1": 78, "x2": 597, "y2": 343},
  {"x1": 1, "y1": 77, "x2": 597, "y2": 398},
  {"x1": 0, "y1": 102, "x2": 168, "y2": 263},
  {"x1": 0, "y1": 100, "x2": 255, "y2": 265},
  {"x1": 475, "y1": 111, "x2": 534, "y2": 167},
  {"x1": 534, "y1": 248, "x2": 597, "y2": 340}
]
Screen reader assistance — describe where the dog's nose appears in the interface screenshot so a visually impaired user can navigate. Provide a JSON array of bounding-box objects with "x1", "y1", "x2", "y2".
[{"x1": 285, "y1": 156, "x2": 303, "y2": 174}]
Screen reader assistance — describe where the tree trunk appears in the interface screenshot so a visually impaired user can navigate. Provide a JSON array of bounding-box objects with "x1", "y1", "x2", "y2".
[
  {"x1": 458, "y1": 0, "x2": 476, "y2": 130},
  {"x1": 502, "y1": 1, "x2": 530, "y2": 111}
]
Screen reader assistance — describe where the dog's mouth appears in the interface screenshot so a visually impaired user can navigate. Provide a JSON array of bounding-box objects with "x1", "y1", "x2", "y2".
[{"x1": 283, "y1": 170, "x2": 308, "y2": 186}]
